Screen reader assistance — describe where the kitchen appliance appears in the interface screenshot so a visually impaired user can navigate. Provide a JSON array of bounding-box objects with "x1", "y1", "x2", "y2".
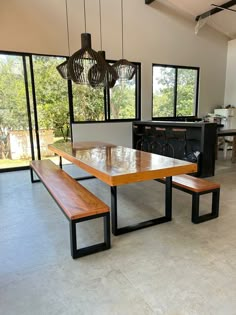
[
  {"x1": 214, "y1": 108, "x2": 236, "y2": 129},
  {"x1": 214, "y1": 108, "x2": 236, "y2": 158}
]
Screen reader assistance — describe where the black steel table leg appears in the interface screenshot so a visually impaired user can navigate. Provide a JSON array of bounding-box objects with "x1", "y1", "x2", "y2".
[
  {"x1": 110, "y1": 178, "x2": 172, "y2": 236},
  {"x1": 111, "y1": 186, "x2": 118, "y2": 236},
  {"x1": 57, "y1": 154, "x2": 95, "y2": 181}
]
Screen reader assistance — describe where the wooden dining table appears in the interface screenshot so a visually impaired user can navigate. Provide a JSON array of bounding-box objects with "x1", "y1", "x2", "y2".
[{"x1": 48, "y1": 141, "x2": 197, "y2": 236}]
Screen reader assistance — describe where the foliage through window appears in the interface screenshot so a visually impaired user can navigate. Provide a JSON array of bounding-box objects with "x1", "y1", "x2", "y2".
[
  {"x1": 32, "y1": 55, "x2": 70, "y2": 139},
  {"x1": 72, "y1": 85, "x2": 105, "y2": 122},
  {"x1": 152, "y1": 64, "x2": 199, "y2": 118},
  {"x1": 109, "y1": 74, "x2": 136, "y2": 120},
  {"x1": 0, "y1": 55, "x2": 33, "y2": 132},
  {"x1": 72, "y1": 61, "x2": 140, "y2": 122}
]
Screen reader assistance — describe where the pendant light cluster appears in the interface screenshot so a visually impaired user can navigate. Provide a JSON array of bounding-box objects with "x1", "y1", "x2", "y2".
[{"x1": 56, "y1": 0, "x2": 136, "y2": 88}]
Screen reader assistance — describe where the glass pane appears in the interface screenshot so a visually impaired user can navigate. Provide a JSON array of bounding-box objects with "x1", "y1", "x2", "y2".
[
  {"x1": 109, "y1": 75, "x2": 136, "y2": 119},
  {"x1": 177, "y1": 69, "x2": 197, "y2": 116},
  {"x1": 153, "y1": 66, "x2": 175, "y2": 117},
  {"x1": 0, "y1": 54, "x2": 31, "y2": 169},
  {"x1": 32, "y1": 55, "x2": 70, "y2": 163},
  {"x1": 73, "y1": 85, "x2": 105, "y2": 122}
]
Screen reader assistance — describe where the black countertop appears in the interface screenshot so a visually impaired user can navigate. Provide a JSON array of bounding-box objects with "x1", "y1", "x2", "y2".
[{"x1": 133, "y1": 121, "x2": 217, "y2": 128}]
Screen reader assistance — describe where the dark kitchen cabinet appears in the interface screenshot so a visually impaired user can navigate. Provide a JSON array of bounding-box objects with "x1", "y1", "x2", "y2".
[{"x1": 132, "y1": 121, "x2": 217, "y2": 177}]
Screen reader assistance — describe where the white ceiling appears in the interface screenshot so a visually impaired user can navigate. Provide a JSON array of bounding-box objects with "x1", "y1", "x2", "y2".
[{"x1": 156, "y1": 0, "x2": 236, "y2": 39}]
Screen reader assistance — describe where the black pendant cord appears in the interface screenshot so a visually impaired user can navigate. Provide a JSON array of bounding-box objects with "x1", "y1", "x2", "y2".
[
  {"x1": 65, "y1": 0, "x2": 71, "y2": 57},
  {"x1": 99, "y1": 0, "x2": 103, "y2": 50},
  {"x1": 121, "y1": 0, "x2": 124, "y2": 59},
  {"x1": 84, "y1": 0, "x2": 87, "y2": 33}
]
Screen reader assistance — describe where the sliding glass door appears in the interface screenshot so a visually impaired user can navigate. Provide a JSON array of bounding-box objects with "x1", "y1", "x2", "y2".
[
  {"x1": 31, "y1": 55, "x2": 69, "y2": 164},
  {"x1": 0, "y1": 52, "x2": 69, "y2": 171},
  {"x1": 0, "y1": 54, "x2": 31, "y2": 170}
]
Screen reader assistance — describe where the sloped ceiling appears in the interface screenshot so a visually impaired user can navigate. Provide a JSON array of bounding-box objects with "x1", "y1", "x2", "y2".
[{"x1": 148, "y1": 0, "x2": 236, "y2": 39}]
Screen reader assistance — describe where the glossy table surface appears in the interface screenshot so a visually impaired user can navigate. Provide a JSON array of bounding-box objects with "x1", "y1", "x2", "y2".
[{"x1": 48, "y1": 141, "x2": 198, "y2": 186}]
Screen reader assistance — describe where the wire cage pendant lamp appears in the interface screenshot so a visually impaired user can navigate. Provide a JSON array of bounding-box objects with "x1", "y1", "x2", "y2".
[
  {"x1": 67, "y1": 0, "x2": 106, "y2": 86},
  {"x1": 113, "y1": 0, "x2": 136, "y2": 82},
  {"x1": 56, "y1": 0, "x2": 71, "y2": 79},
  {"x1": 88, "y1": 0, "x2": 118, "y2": 88}
]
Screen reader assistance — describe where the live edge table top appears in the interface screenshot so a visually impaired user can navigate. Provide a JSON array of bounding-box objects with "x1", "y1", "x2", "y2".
[{"x1": 48, "y1": 141, "x2": 197, "y2": 187}]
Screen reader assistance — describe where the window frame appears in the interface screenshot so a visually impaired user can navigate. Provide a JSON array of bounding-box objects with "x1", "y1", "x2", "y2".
[
  {"x1": 152, "y1": 63, "x2": 200, "y2": 120},
  {"x1": 0, "y1": 50, "x2": 141, "y2": 125}
]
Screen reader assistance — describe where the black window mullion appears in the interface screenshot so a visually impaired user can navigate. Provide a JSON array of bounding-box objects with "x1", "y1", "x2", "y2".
[
  {"x1": 136, "y1": 66, "x2": 141, "y2": 120},
  {"x1": 22, "y1": 55, "x2": 35, "y2": 161},
  {"x1": 29, "y1": 55, "x2": 41, "y2": 160},
  {"x1": 173, "y1": 68, "x2": 178, "y2": 117},
  {"x1": 104, "y1": 86, "x2": 109, "y2": 121},
  {"x1": 195, "y1": 68, "x2": 200, "y2": 116}
]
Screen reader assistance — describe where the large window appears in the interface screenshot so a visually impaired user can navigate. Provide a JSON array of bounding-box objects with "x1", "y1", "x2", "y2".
[
  {"x1": 0, "y1": 51, "x2": 141, "y2": 171},
  {"x1": 152, "y1": 64, "x2": 199, "y2": 118},
  {"x1": 72, "y1": 61, "x2": 141, "y2": 122}
]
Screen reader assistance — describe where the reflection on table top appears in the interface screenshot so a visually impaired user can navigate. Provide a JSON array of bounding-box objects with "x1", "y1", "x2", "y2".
[{"x1": 48, "y1": 141, "x2": 197, "y2": 186}]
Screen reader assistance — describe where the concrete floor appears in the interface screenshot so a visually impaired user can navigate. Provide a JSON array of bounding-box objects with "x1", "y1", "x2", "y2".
[{"x1": 0, "y1": 154, "x2": 236, "y2": 315}]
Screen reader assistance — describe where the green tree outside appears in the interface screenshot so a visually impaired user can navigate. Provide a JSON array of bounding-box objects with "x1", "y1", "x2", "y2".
[{"x1": 153, "y1": 66, "x2": 197, "y2": 117}]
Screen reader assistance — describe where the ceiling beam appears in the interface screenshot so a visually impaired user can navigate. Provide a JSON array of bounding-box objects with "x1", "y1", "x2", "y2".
[
  {"x1": 196, "y1": 0, "x2": 236, "y2": 21},
  {"x1": 145, "y1": 0, "x2": 155, "y2": 4}
]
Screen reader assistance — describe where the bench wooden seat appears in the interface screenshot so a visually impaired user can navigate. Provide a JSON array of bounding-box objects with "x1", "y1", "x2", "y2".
[
  {"x1": 30, "y1": 159, "x2": 110, "y2": 259},
  {"x1": 158, "y1": 174, "x2": 220, "y2": 224}
]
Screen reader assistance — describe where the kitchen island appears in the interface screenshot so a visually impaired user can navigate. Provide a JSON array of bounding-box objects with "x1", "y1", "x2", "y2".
[{"x1": 132, "y1": 121, "x2": 217, "y2": 177}]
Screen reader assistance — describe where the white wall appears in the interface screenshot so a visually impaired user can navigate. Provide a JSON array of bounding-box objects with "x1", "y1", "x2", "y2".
[
  {"x1": 0, "y1": 0, "x2": 228, "y2": 144},
  {"x1": 72, "y1": 122, "x2": 132, "y2": 147},
  {"x1": 224, "y1": 39, "x2": 236, "y2": 107}
]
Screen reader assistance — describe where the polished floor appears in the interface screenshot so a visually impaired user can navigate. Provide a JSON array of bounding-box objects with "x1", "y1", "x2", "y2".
[{"x1": 0, "y1": 154, "x2": 236, "y2": 315}]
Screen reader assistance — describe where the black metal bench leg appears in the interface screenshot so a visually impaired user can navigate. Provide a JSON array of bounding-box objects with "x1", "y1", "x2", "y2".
[
  {"x1": 192, "y1": 189, "x2": 220, "y2": 224},
  {"x1": 70, "y1": 220, "x2": 77, "y2": 258},
  {"x1": 70, "y1": 214, "x2": 111, "y2": 259},
  {"x1": 104, "y1": 213, "x2": 111, "y2": 249},
  {"x1": 212, "y1": 188, "x2": 220, "y2": 218},
  {"x1": 165, "y1": 176, "x2": 172, "y2": 220},
  {"x1": 59, "y1": 156, "x2": 62, "y2": 169},
  {"x1": 191, "y1": 193, "x2": 200, "y2": 223},
  {"x1": 30, "y1": 166, "x2": 40, "y2": 183},
  {"x1": 30, "y1": 167, "x2": 34, "y2": 183}
]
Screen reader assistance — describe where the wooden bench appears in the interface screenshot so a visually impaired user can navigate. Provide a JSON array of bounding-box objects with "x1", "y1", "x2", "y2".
[
  {"x1": 30, "y1": 159, "x2": 111, "y2": 259},
  {"x1": 158, "y1": 174, "x2": 220, "y2": 224}
]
